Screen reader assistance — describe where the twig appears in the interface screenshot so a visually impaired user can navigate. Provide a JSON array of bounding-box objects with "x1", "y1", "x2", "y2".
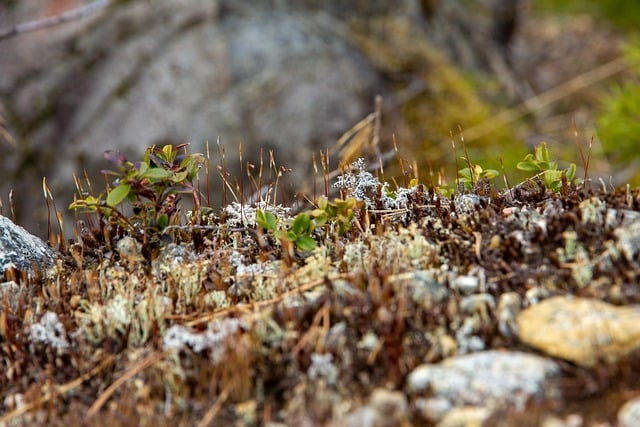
[
  {"x1": 196, "y1": 385, "x2": 231, "y2": 427},
  {"x1": 87, "y1": 351, "x2": 165, "y2": 418},
  {"x1": 0, "y1": 0, "x2": 111, "y2": 42}
]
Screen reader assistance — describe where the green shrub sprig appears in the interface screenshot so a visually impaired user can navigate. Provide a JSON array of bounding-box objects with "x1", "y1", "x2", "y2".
[
  {"x1": 255, "y1": 196, "x2": 360, "y2": 252},
  {"x1": 516, "y1": 142, "x2": 580, "y2": 192},
  {"x1": 457, "y1": 163, "x2": 499, "y2": 191},
  {"x1": 70, "y1": 144, "x2": 204, "y2": 241}
]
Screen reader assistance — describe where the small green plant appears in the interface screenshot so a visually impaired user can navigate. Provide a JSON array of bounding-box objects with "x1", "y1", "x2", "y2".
[
  {"x1": 69, "y1": 144, "x2": 205, "y2": 241},
  {"x1": 310, "y1": 196, "x2": 359, "y2": 237},
  {"x1": 255, "y1": 209, "x2": 316, "y2": 252},
  {"x1": 516, "y1": 142, "x2": 580, "y2": 192},
  {"x1": 457, "y1": 163, "x2": 499, "y2": 191},
  {"x1": 255, "y1": 196, "x2": 360, "y2": 252}
]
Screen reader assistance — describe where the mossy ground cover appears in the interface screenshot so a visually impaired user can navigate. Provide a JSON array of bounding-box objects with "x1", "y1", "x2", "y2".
[{"x1": 2, "y1": 135, "x2": 640, "y2": 425}]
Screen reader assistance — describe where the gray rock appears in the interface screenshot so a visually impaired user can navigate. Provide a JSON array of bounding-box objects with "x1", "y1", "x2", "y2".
[
  {"x1": 618, "y1": 397, "x2": 640, "y2": 427},
  {"x1": 0, "y1": 214, "x2": 56, "y2": 276},
  {"x1": 614, "y1": 216, "x2": 640, "y2": 261},
  {"x1": 414, "y1": 397, "x2": 452, "y2": 423},
  {"x1": 390, "y1": 269, "x2": 450, "y2": 309},
  {"x1": 406, "y1": 350, "x2": 561, "y2": 413}
]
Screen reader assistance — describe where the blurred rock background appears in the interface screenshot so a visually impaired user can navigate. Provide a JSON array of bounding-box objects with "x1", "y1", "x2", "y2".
[{"x1": 0, "y1": 0, "x2": 638, "y2": 237}]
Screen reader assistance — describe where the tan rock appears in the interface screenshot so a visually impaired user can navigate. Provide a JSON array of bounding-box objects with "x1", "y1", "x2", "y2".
[{"x1": 516, "y1": 296, "x2": 640, "y2": 367}]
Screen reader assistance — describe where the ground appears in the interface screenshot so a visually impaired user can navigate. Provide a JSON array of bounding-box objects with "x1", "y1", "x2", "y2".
[{"x1": 2, "y1": 155, "x2": 640, "y2": 426}]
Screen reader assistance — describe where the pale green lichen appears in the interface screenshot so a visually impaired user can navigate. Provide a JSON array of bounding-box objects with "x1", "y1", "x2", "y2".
[{"x1": 203, "y1": 290, "x2": 231, "y2": 309}]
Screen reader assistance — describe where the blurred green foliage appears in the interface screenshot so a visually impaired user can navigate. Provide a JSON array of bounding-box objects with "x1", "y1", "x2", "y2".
[
  {"x1": 596, "y1": 43, "x2": 640, "y2": 184},
  {"x1": 534, "y1": 0, "x2": 640, "y2": 32}
]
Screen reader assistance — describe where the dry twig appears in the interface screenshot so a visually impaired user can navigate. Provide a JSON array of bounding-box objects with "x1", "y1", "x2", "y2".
[{"x1": 0, "y1": 0, "x2": 111, "y2": 42}]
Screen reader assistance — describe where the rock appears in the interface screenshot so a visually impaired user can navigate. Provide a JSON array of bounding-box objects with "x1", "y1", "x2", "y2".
[
  {"x1": 618, "y1": 397, "x2": 640, "y2": 427},
  {"x1": 368, "y1": 388, "x2": 409, "y2": 427},
  {"x1": 516, "y1": 296, "x2": 640, "y2": 367},
  {"x1": 496, "y1": 291, "x2": 521, "y2": 338},
  {"x1": 389, "y1": 269, "x2": 450, "y2": 309},
  {"x1": 451, "y1": 275, "x2": 480, "y2": 294},
  {"x1": 406, "y1": 350, "x2": 560, "y2": 419},
  {"x1": 337, "y1": 388, "x2": 409, "y2": 427},
  {"x1": 340, "y1": 406, "x2": 377, "y2": 427},
  {"x1": 0, "y1": 214, "x2": 56, "y2": 276},
  {"x1": 414, "y1": 397, "x2": 452, "y2": 422},
  {"x1": 614, "y1": 216, "x2": 640, "y2": 261},
  {"x1": 437, "y1": 406, "x2": 491, "y2": 427}
]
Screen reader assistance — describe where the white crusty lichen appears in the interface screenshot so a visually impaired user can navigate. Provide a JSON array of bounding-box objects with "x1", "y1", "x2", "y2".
[
  {"x1": 307, "y1": 352, "x2": 339, "y2": 385},
  {"x1": 333, "y1": 158, "x2": 383, "y2": 209},
  {"x1": 163, "y1": 318, "x2": 246, "y2": 364},
  {"x1": 224, "y1": 201, "x2": 291, "y2": 228},
  {"x1": 332, "y1": 158, "x2": 435, "y2": 223},
  {"x1": 29, "y1": 311, "x2": 69, "y2": 350}
]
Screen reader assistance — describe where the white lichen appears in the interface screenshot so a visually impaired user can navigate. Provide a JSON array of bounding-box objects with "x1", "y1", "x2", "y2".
[
  {"x1": 307, "y1": 352, "x2": 339, "y2": 385},
  {"x1": 224, "y1": 201, "x2": 291, "y2": 228},
  {"x1": 29, "y1": 311, "x2": 69, "y2": 350},
  {"x1": 163, "y1": 318, "x2": 246, "y2": 364},
  {"x1": 332, "y1": 158, "x2": 382, "y2": 209}
]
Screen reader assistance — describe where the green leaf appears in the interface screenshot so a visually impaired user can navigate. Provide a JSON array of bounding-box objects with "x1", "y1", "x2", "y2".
[
  {"x1": 292, "y1": 213, "x2": 311, "y2": 235},
  {"x1": 516, "y1": 160, "x2": 540, "y2": 172},
  {"x1": 544, "y1": 169, "x2": 563, "y2": 191},
  {"x1": 106, "y1": 184, "x2": 131, "y2": 206},
  {"x1": 536, "y1": 142, "x2": 550, "y2": 163},
  {"x1": 458, "y1": 167, "x2": 472, "y2": 180},
  {"x1": 274, "y1": 230, "x2": 287, "y2": 241},
  {"x1": 296, "y1": 236, "x2": 316, "y2": 251},
  {"x1": 142, "y1": 168, "x2": 173, "y2": 180},
  {"x1": 312, "y1": 213, "x2": 328, "y2": 227},
  {"x1": 566, "y1": 163, "x2": 577, "y2": 182},
  {"x1": 256, "y1": 210, "x2": 277, "y2": 231},
  {"x1": 316, "y1": 197, "x2": 328, "y2": 210},
  {"x1": 162, "y1": 144, "x2": 174, "y2": 162},
  {"x1": 285, "y1": 230, "x2": 297, "y2": 241},
  {"x1": 481, "y1": 169, "x2": 499, "y2": 179},
  {"x1": 156, "y1": 213, "x2": 169, "y2": 230},
  {"x1": 170, "y1": 170, "x2": 189, "y2": 183},
  {"x1": 137, "y1": 161, "x2": 148, "y2": 176}
]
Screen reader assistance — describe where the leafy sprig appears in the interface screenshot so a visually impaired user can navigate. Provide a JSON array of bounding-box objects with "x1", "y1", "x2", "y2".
[
  {"x1": 70, "y1": 144, "x2": 204, "y2": 241},
  {"x1": 516, "y1": 142, "x2": 580, "y2": 192}
]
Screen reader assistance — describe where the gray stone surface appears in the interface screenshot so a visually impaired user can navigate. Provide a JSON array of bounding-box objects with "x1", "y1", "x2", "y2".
[
  {"x1": 618, "y1": 397, "x2": 640, "y2": 427},
  {"x1": 407, "y1": 350, "x2": 561, "y2": 419},
  {"x1": 0, "y1": 214, "x2": 56, "y2": 276}
]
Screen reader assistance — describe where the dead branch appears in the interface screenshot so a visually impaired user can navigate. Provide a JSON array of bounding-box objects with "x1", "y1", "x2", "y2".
[{"x1": 0, "y1": 0, "x2": 111, "y2": 42}]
